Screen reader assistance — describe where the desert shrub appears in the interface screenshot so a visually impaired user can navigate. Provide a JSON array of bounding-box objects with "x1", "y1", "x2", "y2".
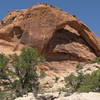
[
  {"x1": 77, "y1": 69, "x2": 100, "y2": 92},
  {"x1": 39, "y1": 71, "x2": 46, "y2": 79},
  {"x1": 0, "y1": 54, "x2": 11, "y2": 88},
  {"x1": 58, "y1": 87, "x2": 67, "y2": 92},
  {"x1": 55, "y1": 76, "x2": 59, "y2": 83},
  {"x1": 0, "y1": 90, "x2": 16, "y2": 100},
  {"x1": 0, "y1": 54, "x2": 9, "y2": 78},
  {"x1": 65, "y1": 69, "x2": 100, "y2": 93},
  {"x1": 92, "y1": 57, "x2": 100, "y2": 64},
  {"x1": 76, "y1": 63, "x2": 83, "y2": 72},
  {"x1": 65, "y1": 73, "x2": 84, "y2": 93},
  {"x1": 0, "y1": 54, "x2": 15, "y2": 99}
]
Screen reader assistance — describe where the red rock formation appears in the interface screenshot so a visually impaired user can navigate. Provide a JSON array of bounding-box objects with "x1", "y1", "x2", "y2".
[{"x1": 0, "y1": 3, "x2": 99, "y2": 73}]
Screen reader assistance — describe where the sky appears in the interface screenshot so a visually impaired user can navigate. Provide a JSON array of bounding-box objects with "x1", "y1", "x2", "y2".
[{"x1": 0, "y1": 0, "x2": 100, "y2": 37}]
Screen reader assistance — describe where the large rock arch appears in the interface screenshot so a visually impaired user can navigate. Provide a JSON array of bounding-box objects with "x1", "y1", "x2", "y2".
[{"x1": 0, "y1": 3, "x2": 99, "y2": 61}]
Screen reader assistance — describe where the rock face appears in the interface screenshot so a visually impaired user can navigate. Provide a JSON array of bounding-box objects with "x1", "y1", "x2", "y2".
[
  {"x1": 56, "y1": 92, "x2": 100, "y2": 100},
  {"x1": 0, "y1": 3, "x2": 100, "y2": 73},
  {"x1": 15, "y1": 92, "x2": 100, "y2": 100},
  {"x1": 40, "y1": 63, "x2": 100, "y2": 92},
  {"x1": 15, "y1": 93, "x2": 37, "y2": 100}
]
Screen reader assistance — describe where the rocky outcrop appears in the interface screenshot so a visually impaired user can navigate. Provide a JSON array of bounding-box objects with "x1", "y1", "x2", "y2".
[
  {"x1": 56, "y1": 92, "x2": 100, "y2": 100},
  {"x1": 14, "y1": 62, "x2": 100, "y2": 99},
  {"x1": 15, "y1": 93, "x2": 37, "y2": 100},
  {"x1": 67, "y1": 21, "x2": 100, "y2": 56},
  {"x1": 0, "y1": 39, "x2": 22, "y2": 54},
  {"x1": 38, "y1": 63, "x2": 100, "y2": 92},
  {"x1": 0, "y1": 3, "x2": 100, "y2": 73},
  {"x1": 15, "y1": 92, "x2": 100, "y2": 100}
]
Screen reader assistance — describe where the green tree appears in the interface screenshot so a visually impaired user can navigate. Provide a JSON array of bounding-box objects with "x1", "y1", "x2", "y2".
[
  {"x1": 0, "y1": 54, "x2": 10, "y2": 88},
  {"x1": 0, "y1": 47, "x2": 45, "y2": 98},
  {"x1": 10, "y1": 48, "x2": 45, "y2": 96}
]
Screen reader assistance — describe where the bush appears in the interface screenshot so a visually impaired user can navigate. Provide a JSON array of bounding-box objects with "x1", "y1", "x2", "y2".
[
  {"x1": 77, "y1": 69, "x2": 100, "y2": 92},
  {"x1": 0, "y1": 54, "x2": 9, "y2": 78},
  {"x1": 65, "y1": 69, "x2": 100, "y2": 93},
  {"x1": 65, "y1": 73, "x2": 84, "y2": 93},
  {"x1": 0, "y1": 54, "x2": 10, "y2": 88},
  {"x1": 76, "y1": 63, "x2": 83, "y2": 72},
  {"x1": 55, "y1": 77, "x2": 59, "y2": 83},
  {"x1": 0, "y1": 90, "x2": 16, "y2": 100},
  {"x1": 92, "y1": 57, "x2": 100, "y2": 64},
  {"x1": 39, "y1": 71, "x2": 46, "y2": 79}
]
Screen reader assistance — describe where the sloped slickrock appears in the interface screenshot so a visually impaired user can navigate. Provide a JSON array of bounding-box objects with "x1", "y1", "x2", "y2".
[
  {"x1": 15, "y1": 93, "x2": 37, "y2": 100},
  {"x1": 15, "y1": 92, "x2": 100, "y2": 100},
  {"x1": 38, "y1": 63, "x2": 100, "y2": 92},
  {"x1": 56, "y1": 92, "x2": 100, "y2": 100},
  {"x1": 0, "y1": 39, "x2": 22, "y2": 54}
]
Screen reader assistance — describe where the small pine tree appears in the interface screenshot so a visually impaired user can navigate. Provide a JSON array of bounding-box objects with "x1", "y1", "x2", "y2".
[
  {"x1": 0, "y1": 54, "x2": 10, "y2": 87},
  {"x1": 10, "y1": 47, "x2": 45, "y2": 96},
  {"x1": 0, "y1": 47, "x2": 45, "y2": 98}
]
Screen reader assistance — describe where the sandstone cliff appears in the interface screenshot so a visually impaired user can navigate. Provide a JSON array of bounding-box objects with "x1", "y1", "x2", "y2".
[{"x1": 0, "y1": 3, "x2": 100, "y2": 73}]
